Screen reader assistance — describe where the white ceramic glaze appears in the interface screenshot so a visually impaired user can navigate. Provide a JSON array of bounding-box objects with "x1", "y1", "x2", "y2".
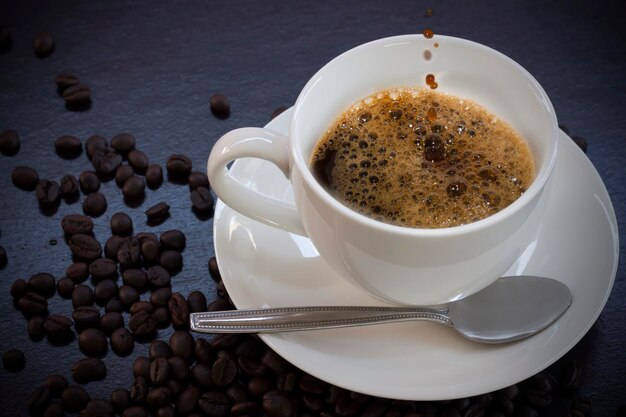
[
  {"x1": 213, "y1": 109, "x2": 618, "y2": 400},
  {"x1": 208, "y1": 35, "x2": 559, "y2": 305}
]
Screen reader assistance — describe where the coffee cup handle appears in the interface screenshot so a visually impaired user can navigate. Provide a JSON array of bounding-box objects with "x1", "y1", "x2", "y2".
[{"x1": 207, "y1": 127, "x2": 307, "y2": 236}]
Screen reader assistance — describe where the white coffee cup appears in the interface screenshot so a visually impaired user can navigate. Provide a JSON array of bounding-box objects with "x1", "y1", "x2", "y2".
[{"x1": 207, "y1": 35, "x2": 559, "y2": 305}]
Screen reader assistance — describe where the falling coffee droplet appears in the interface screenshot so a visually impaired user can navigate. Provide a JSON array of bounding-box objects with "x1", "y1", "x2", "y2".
[
  {"x1": 425, "y1": 8, "x2": 433, "y2": 17},
  {"x1": 423, "y1": 50, "x2": 432, "y2": 61},
  {"x1": 434, "y1": 42, "x2": 439, "y2": 48},
  {"x1": 423, "y1": 28, "x2": 434, "y2": 39},
  {"x1": 425, "y1": 74, "x2": 438, "y2": 90},
  {"x1": 426, "y1": 108, "x2": 437, "y2": 122}
]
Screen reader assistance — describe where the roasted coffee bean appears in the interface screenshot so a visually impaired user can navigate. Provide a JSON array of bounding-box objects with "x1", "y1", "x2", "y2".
[
  {"x1": 146, "y1": 202, "x2": 170, "y2": 225},
  {"x1": 159, "y1": 250, "x2": 182, "y2": 273},
  {"x1": 160, "y1": 229, "x2": 186, "y2": 251},
  {"x1": 168, "y1": 293, "x2": 189, "y2": 327},
  {"x1": 29, "y1": 386, "x2": 51, "y2": 414},
  {"x1": 55, "y1": 135, "x2": 83, "y2": 159},
  {"x1": 36, "y1": 179, "x2": 61, "y2": 206},
  {"x1": 2, "y1": 348, "x2": 25, "y2": 372},
  {"x1": 176, "y1": 386, "x2": 201, "y2": 416},
  {"x1": 211, "y1": 334, "x2": 239, "y2": 349},
  {"x1": 140, "y1": 238, "x2": 160, "y2": 264},
  {"x1": 571, "y1": 135, "x2": 588, "y2": 153},
  {"x1": 115, "y1": 164, "x2": 135, "y2": 187},
  {"x1": 69, "y1": 233, "x2": 102, "y2": 260},
  {"x1": 33, "y1": 31, "x2": 55, "y2": 57},
  {"x1": 90, "y1": 258, "x2": 118, "y2": 281},
  {"x1": 263, "y1": 391, "x2": 295, "y2": 417},
  {"x1": 67, "y1": 262, "x2": 89, "y2": 283},
  {"x1": 27, "y1": 272, "x2": 56, "y2": 297},
  {"x1": 147, "y1": 387, "x2": 171, "y2": 409},
  {"x1": 191, "y1": 363, "x2": 213, "y2": 388},
  {"x1": 129, "y1": 310, "x2": 157, "y2": 336},
  {"x1": 199, "y1": 392, "x2": 231, "y2": 417},
  {"x1": 86, "y1": 135, "x2": 108, "y2": 160},
  {"x1": 194, "y1": 338, "x2": 213, "y2": 365},
  {"x1": 137, "y1": 232, "x2": 159, "y2": 244},
  {"x1": 92, "y1": 147, "x2": 123, "y2": 176},
  {"x1": 210, "y1": 94, "x2": 230, "y2": 119},
  {"x1": 110, "y1": 212, "x2": 133, "y2": 236},
  {"x1": 123, "y1": 406, "x2": 147, "y2": 417},
  {"x1": 119, "y1": 285, "x2": 140, "y2": 307},
  {"x1": 226, "y1": 384, "x2": 251, "y2": 403},
  {"x1": 166, "y1": 154, "x2": 192, "y2": 180},
  {"x1": 55, "y1": 73, "x2": 79, "y2": 95},
  {"x1": 27, "y1": 316, "x2": 45, "y2": 340},
  {"x1": 105, "y1": 235, "x2": 124, "y2": 261},
  {"x1": 110, "y1": 388, "x2": 130, "y2": 411},
  {"x1": 111, "y1": 327, "x2": 134, "y2": 356},
  {"x1": 150, "y1": 287, "x2": 172, "y2": 307},
  {"x1": 298, "y1": 374, "x2": 328, "y2": 394},
  {"x1": 239, "y1": 356, "x2": 267, "y2": 377},
  {"x1": 187, "y1": 291, "x2": 207, "y2": 313},
  {"x1": 80, "y1": 399, "x2": 114, "y2": 417},
  {"x1": 11, "y1": 166, "x2": 39, "y2": 190},
  {"x1": 262, "y1": 349, "x2": 291, "y2": 374},
  {"x1": 235, "y1": 337, "x2": 264, "y2": 359},
  {"x1": 123, "y1": 268, "x2": 148, "y2": 290},
  {"x1": 18, "y1": 292, "x2": 48, "y2": 316},
  {"x1": 167, "y1": 356, "x2": 190, "y2": 380},
  {"x1": 147, "y1": 265, "x2": 171, "y2": 287},
  {"x1": 61, "y1": 174, "x2": 80, "y2": 197},
  {"x1": 118, "y1": 236, "x2": 141, "y2": 267},
  {"x1": 212, "y1": 356, "x2": 237, "y2": 386},
  {"x1": 188, "y1": 171, "x2": 209, "y2": 190},
  {"x1": 62, "y1": 385, "x2": 91, "y2": 412},
  {"x1": 276, "y1": 372, "x2": 297, "y2": 393},
  {"x1": 95, "y1": 279, "x2": 118, "y2": 305},
  {"x1": 130, "y1": 300, "x2": 154, "y2": 315},
  {"x1": 302, "y1": 394, "x2": 324, "y2": 412},
  {"x1": 190, "y1": 186, "x2": 214, "y2": 212},
  {"x1": 10, "y1": 279, "x2": 27, "y2": 298},
  {"x1": 153, "y1": 306, "x2": 171, "y2": 327},
  {"x1": 100, "y1": 311, "x2": 124, "y2": 334},
  {"x1": 461, "y1": 404, "x2": 485, "y2": 417},
  {"x1": 561, "y1": 361, "x2": 581, "y2": 393},
  {"x1": 150, "y1": 357, "x2": 170, "y2": 385},
  {"x1": 63, "y1": 83, "x2": 91, "y2": 108},
  {"x1": 271, "y1": 105, "x2": 288, "y2": 120},
  {"x1": 130, "y1": 376, "x2": 149, "y2": 403},
  {"x1": 45, "y1": 374, "x2": 69, "y2": 397},
  {"x1": 169, "y1": 330, "x2": 194, "y2": 360},
  {"x1": 72, "y1": 357, "x2": 106, "y2": 383},
  {"x1": 105, "y1": 297, "x2": 124, "y2": 312},
  {"x1": 57, "y1": 277, "x2": 75, "y2": 298},
  {"x1": 79, "y1": 170, "x2": 101, "y2": 194},
  {"x1": 128, "y1": 149, "x2": 149, "y2": 173},
  {"x1": 156, "y1": 405, "x2": 176, "y2": 417},
  {"x1": 62, "y1": 214, "x2": 94, "y2": 235},
  {"x1": 0, "y1": 129, "x2": 20, "y2": 155},
  {"x1": 72, "y1": 306, "x2": 100, "y2": 328},
  {"x1": 133, "y1": 356, "x2": 150, "y2": 378},
  {"x1": 145, "y1": 164, "x2": 163, "y2": 189},
  {"x1": 79, "y1": 328, "x2": 108, "y2": 356},
  {"x1": 83, "y1": 192, "x2": 108, "y2": 217},
  {"x1": 231, "y1": 401, "x2": 262, "y2": 417},
  {"x1": 72, "y1": 284, "x2": 94, "y2": 308},
  {"x1": 111, "y1": 133, "x2": 136, "y2": 155},
  {"x1": 44, "y1": 314, "x2": 73, "y2": 339},
  {"x1": 123, "y1": 176, "x2": 146, "y2": 200},
  {"x1": 249, "y1": 376, "x2": 274, "y2": 397}
]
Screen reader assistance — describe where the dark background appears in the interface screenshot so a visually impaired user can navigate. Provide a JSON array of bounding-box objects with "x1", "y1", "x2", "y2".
[{"x1": 1, "y1": 0, "x2": 625, "y2": 416}]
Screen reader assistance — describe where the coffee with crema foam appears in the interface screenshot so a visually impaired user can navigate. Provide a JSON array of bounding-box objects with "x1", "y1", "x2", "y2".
[{"x1": 311, "y1": 88, "x2": 535, "y2": 229}]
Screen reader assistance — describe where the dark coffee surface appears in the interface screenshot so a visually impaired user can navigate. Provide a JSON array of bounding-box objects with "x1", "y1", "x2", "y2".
[{"x1": 1, "y1": 1, "x2": 625, "y2": 416}]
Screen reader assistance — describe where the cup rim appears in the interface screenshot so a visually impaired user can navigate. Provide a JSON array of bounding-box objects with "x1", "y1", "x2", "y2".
[{"x1": 291, "y1": 34, "x2": 559, "y2": 237}]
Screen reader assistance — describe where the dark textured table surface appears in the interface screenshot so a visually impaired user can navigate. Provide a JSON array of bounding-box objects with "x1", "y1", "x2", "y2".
[{"x1": 1, "y1": 0, "x2": 625, "y2": 416}]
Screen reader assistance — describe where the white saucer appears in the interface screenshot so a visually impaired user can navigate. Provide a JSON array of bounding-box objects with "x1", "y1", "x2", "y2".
[{"x1": 213, "y1": 109, "x2": 619, "y2": 400}]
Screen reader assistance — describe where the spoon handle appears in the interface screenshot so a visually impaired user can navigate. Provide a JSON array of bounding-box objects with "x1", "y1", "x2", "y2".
[{"x1": 190, "y1": 306, "x2": 452, "y2": 333}]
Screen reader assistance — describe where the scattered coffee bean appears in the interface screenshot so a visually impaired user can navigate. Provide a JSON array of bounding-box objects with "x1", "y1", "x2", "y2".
[
  {"x1": 117, "y1": 236, "x2": 141, "y2": 267},
  {"x1": 72, "y1": 284, "x2": 94, "y2": 308},
  {"x1": 130, "y1": 300, "x2": 154, "y2": 315},
  {"x1": 62, "y1": 214, "x2": 94, "y2": 235},
  {"x1": 111, "y1": 133, "x2": 136, "y2": 155},
  {"x1": 29, "y1": 386, "x2": 51, "y2": 415},
  {"x1": 187, "y1": 291, "x2": 207, "y2": 313},
  {"x1": 169, "y1": 330, "x2": 194, "y2": 360},
  {"x1": 62, "y1": 385, "x2": 91, "y2": 412},
  {"x1": 10, "y1": 279, "x2": 27, "y2": 298},
  {"x1": 156, "y1": 405, "x2": 176, "y2": 417},
  {"x1": 231, "y1": 401, "x2": 262, "y2": 416},
  {"x1": 137, "y1": 232, "x2": 159, "y2": 244},
  {"x1": 150, "y1": 356, "x2": 170, "y2": 385},
  {"x1": 80, "y1": 399, "x2": 114, "y2": 417},
  {"x1": 159, "y1": 229, "x2": 186, "y2": 251},
  {"x1": 92, "y1": 147, "x2": 122, "y2": 176},
  {"x1": 146, "y1": 202, "x2": 170, "y2": 225},
  {"x1": 147, "y1": 265, "x2": 171, "y2": 287},
  {"x1": 69, "y1": 233, "x2": 102, "y2": 260},
  {"x1": 129, "y1": 310, "x2": 157, "y2": 336},
  {"x1": 72, "y1": 306, "x2": 101, "y2": 328},
  {"x1": 168, "y1": 292, "x2": 189, "y2": 327},
  {"x1": 153, "y1": 306, "x2": 171, "y2": 327},
  {"x1": 166, "y1": 356, "x2": 189, "y2": 381},
  {"x1": 27, "y1": 316, "x2": 45, "y2": 340},
  {"x1": 166, "y1": 154, "x2": 192, "y2": 181},
  {"x1": 176, "y1": 386, "x2": 201, "y2": 416},
  {"x1": 110, "y1": 327, "x2": 134, "y2": 356},
  {"x1": 210, "y1": 334, "x2": 239, "y2": 349},
  {"x1": 86, "y1": 135, "x2": 108, "y2": 160},
  {"x1": 149, "y1": 340, "x2": 172, "y2": 360},
  {"x1": 145, "y1": 164, "x2": 163, "y2": 189},
  {"x1": 188, "y1": 171, "x2": 209, "y2": 190},
  {"x1": 263, "y1": 390, "x2": 295, "y2": 417},
  {"x1": 60, "y1": 174, "x2": 80, "y2": 198},
  {"x1": 191, "y1": 363, "x2": 213, "y2": 388},
  {"x1": 100, "y1": 311, "x2": 124, "y2": 334},
  {"x1": 79, "y1": 170, "x2": 101, "y2": 194},
  {"x1": 2, "y1": 348, "x2": 25, "y2": 372},
  {"x1": 115, "y1": 164, "x2": 135, "y2": 187},
  {"x1": 67, "y1": 262, "x2": 89, "y2": 283},
  {"x1": 119, "y1": 285, "x2": 140, "y2": 307},
  {"x1": 27, "y1": 272, "x2": 56, "y2": 297},
  {"x1": 63, "y1": 83, "x2": 92, "y2": 109},
  {"x1": 210, "y1": 94, "x2": 230, "y2": 119},
  {"x1": 571, "y1": 135, "x2": 588, "y2": 153},
  {"x1": 105, "y1": 297, "x2": 124, "y2": 312},
  {"x1": 198, "y1": 391, "x2": 231, "y2": 417},
  {"x1": 55, "y1": 73, "x2": 79, "y2": 95},
  {"x1": 216, "y1": 280, "x2": 228, "y2": 299},
  {"x1": 57, "y1": 277, "x2": 75, "y2": 298},
  {"x1": 83, "y1": 192, "x2": 108, "y2": 217},
  {"x1": 123, "y1": 177, "x2": 145, "y2": 201},
  {"x1": 122, "y1": 268, "x2": 148, "y2": 290},
  {"x1": 271, "y1": 106, "x2": 288, "y2": 120},
  {"x1": 0, "y1": 129, "x2": 20, "y2": 155},
  {"x1": 130, "y1": 376, "x2": 149, "y2": 403},
  {"x1": 11, "y1": 166, "x2": 39, "y2": 190},
  {"x1": 18, "y1": 292, "x2": 48, "y2": 316},
  {"x1": 36, "y1": 179, "x2": 61, "y2": 206},
  {"x1": 110, "y1": 388, "x2": 130, "y2": 411},
  {"x1": 123, "y1": 405, "x2": 148, "y2": 417},
  {"x1": 44, "y1": 314, "x2": 74, "y2": 339},
  {"x1": 159, "y1": 249, "x2": 182, "y2": 273},
  {"x1": 192, "y1": 338, "x2": 211, "y2": 365},
  {"x1": 0, "y1": 26, "x2": 11, "y2": 53},
  {"x1": 212, "y1": 356, "x2": 237, "y2": 386},
  {"x1": 207, "y1": 256, "x2": 221, "y2": 282},
  {"x1": 238, "y1": 356, "x2": 267, "y2": 377},
  {"x1": 33, "y1": 31, "x2": 55, "y2": 57},
  {"x1": 141, "y1": 239, "x2": 160, "y2": 264},
  {"x1": 79, "y1": 328, "x2": 108, "y2": 356},
  {"x1": 190, "y1": 186, "x2": 214, "y2": 212},
  {"x1": 133, "y1": 356, "x2": 150, "y2": 379},
  {"x1": 128, "y1": 149, "x2": 149, "y2": 173},
  {"x1": 55, "y1": 135, "x2": 83, "y2": 159},
  {"x1": 94, "y1": 279, "x2": 118, "y2": 305},
  {"x1": 150, "y1": 287, "x2": 172, "y2": 306},
  {"x1": 89, "y1": 259, "x2": 118, "y2": 282},
  {"x1": 104, "y1": 235, "x2": 124, "y2": 261},
  {"x1": 45, "y1": 374, "x2": 69, "y2": 397},
  {"x1": 147, "y1": 386, "x2": 171, "y2": 409}
]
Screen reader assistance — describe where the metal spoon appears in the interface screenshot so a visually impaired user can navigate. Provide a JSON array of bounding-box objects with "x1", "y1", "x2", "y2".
[{"x1": 190, "y1": 276, "x2": 571, "y2": 343}]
